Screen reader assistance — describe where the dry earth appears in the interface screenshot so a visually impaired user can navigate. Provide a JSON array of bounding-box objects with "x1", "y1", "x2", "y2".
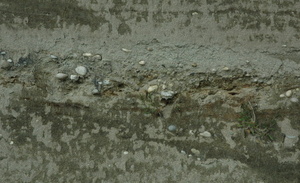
[{"x1": 0, "y1": 0, "x2": 300, "y2": 182}]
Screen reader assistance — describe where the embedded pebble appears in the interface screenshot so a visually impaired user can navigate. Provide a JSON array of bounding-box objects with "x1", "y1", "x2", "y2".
[
  {"x1": 122, "y1": 48, "x2": 131, "y2": 52},
  {"x1": 290, "y1": 97, "x2": 299, "y2": 103},
  {"x1": 211, "y1": 68, "x2": 217, "y2": 73},
  {"x1": 0, "y1": 51, "x2": 6, "y2": 55},
  {"x1": 180, "y1": 150, "x2": 186, "y2": 154},
  {"x1": 92, "y1": 88, "x2": 100, "y2": 95},
  {"x1": 252, "y1": 78, "x2": 258, "y2": 83},
  {"x1": 147, "y1": 85, "x2": 158, "y2": 93},
  {"x1": 103, "y1": 79, "x2": 110, "y2": 85},
  {"x1": 70, "y1": 75, "x2": 79, "y2": 81},
  {"x1": 75, "y1": 66, "x2": 87, "y2": 76},
  {"x1": 161, "y1": 91, "x2": 175, "y2": 100},
  {"x1": 139, "y1": 60, "x2": 145, "y2": 65},
  {"x1": 50, "y1": 55, "x2": 58, "y2": 59},
  {"x1": 123, "y1": 151, "x2": 129, "y2": 155},
  {"x1": 168, "y1": 125, "x2": 177, "y2": 131},
  {"x1": 285, "y1": 90, "x2": 292, "y2": 97},
  {"x1": 222, "y1": 67, "x2": 229, "y2": 71},
  {"x1": 191, "y1": 148, "x2": 200, "y2": 155},
  {"x1": 55, "y1": 73, "x2": 68, "y2": 80},
  {"x1": 147, "y1": 47, "x2": 153, "y2": 51},
  {"x1": 200, "y1": 131, "x2": 212, "y2": 138},
  {"x1": 93, "y1": 54, "x2": 102, "y2": 60},
  {"x1": 0, "y1": 60, "x2": 13, "y2": 70},
  {"x1": 279, "y1": 94, "x2": 285, "y2": 98},
  {"x1": 7, "y1": 59, "x2": 13, "y2": 63},
  {"x1": 83, "y1": 52, "x2": 92, "y2": 57},
  {"x1": 9, "y1": 141, "x2": 14, "y2": 145},
  {"x1": 192, "y1": 12, "x2": 198, "y2": 15}
]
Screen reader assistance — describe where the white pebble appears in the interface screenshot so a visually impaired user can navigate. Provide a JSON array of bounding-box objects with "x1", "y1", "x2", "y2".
[
  {"x1": 75, "y1": 66, "x2": 87, "y2": 76},
  {"x1": 122, "y1": 48, "x2": 131, "y2": 52},
  {"x1": 222, "y1": 67, "x2": 229, "y2": 71},
  {"x1": 285, "y1": 90, "x2": 292, "y2": 97},
  {"x1": 0, "y1": 51, "x2": 6, "y2": 55},
  {"x1": 211, "y1": 68, "x2": 217, "y2": 73},
  {"x1": 83, "y1": 52, "x2": 92, "y2": 57},
  {"x1": 161, "y1": 91, "x2": 175, "y2": 100},
  {"x1": 93, "y1": 54, "x2": 102, "y2": 60},
  {"x1": 70, "y1": 75, "x2": 79, "y2": 81},
  {"x1": 10, "y1": 141, "x2": 14, "y2": 145},
  {"x1": 191, "y1": 148, "x2": 200, "y2": 155},
  {"x1": 7, "y1": 59, "x2": 13, "y2": 63},
  {"x1": 92, "y1": 89, "x2": 100, "y2": 95},
  {"x1": 168, "y1": 125, "x2": 177, "y2": 131},
  {"x1": 147, "y1": 85, "x2": 158, "y2": 93},
  {"x1": 192, "y1": 12, "x2": 198, "y2": 15},
  {"x1": 279, "y1": 94, "x2": 285, "y2": 98},
  {"x1": 103, "y1": 79, "x2": 110, "y2": 85},
  {"x1": 56, "y1": 73, "x2": 68, "y2": 80},
  {"x1": 50, "y1": 55, "x2": 58, "y2": 59},
  {"x1": 139, "y1": 60, "x2": 145, "y2": 65},
  {"x1": 290, "y1": 97, "x2": 299, "y2": 103},
  {"x1": 200, "y1": 131, "x2": 212, "y2": 138},
  {"x1": 123, "y1": 151, "x2": 129, "y2": 155}
]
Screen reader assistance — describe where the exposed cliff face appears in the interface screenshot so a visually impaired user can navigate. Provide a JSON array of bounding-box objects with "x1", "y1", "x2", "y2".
[{"x1": 0, "y1": 1, "x2": 300, "y2": 182}]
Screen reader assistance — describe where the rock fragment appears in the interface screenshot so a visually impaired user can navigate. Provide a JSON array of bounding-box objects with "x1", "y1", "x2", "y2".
[
  {"x1": 70, "y1": 75, "x2": 79, "y2": 81},
  {"x1": 191, "y1": 148, "x2": 200, "y2": 155},
  {"x1": 200, "y1": 131, "x2": 212, "y2": 138},
  {"x1": 75, "y1": 66, "x2": 87, "y2": 76},
  {"x1": 168, "y1": 125, "x2": 177, "y2": 132},
  {"x1": 139, "y1": 60, "x2": 145, "y2": 65},
  {"x1": 147, "y1": 85, "x2": 158, "y2": 93},
  {"x1": 161, "y1": 91, "x2": 175, "y2": 100},
  {"x1": 83, "y1": 53, "x2": 92, "y2": 57},
  {"x1": 56, "y1": 73, "x2": 68, "y2": 80},
  {"x1": 285, "y1": 90, "x2": 292, "y2": 97}
]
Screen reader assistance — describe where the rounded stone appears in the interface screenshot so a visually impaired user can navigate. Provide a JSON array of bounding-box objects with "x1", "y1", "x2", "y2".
[
  {"x1": 70, "y1": 75, "x2": 79, "y2": 81},
  {"x1": 168, "y1": 125, "x2": 177, "y2": 131},
  {"x1": 75, "y1": 66, "x2": 87, "y2": 76},
  {"x1": 56, "y1": 73, "x2": 68, "y2": 80},
  {"x1": 200, "y1": 131, "x2": 212, "y2": 138},
  {"x1": 92, "y1": 88, "x2": 100, "y2": 95},
  {"x1": 139, "y1": 60, "x2": 146, "y2": 65},
  {"x1": 285, "y1": 90, "x2": 292, "y2": 97},
  {"x1": 191, "y1": 148, "x2": 200, "y2": 155},
  {"x1": 83, "y1": 52, "x2": 92, "y2": 57},
  {"x1": 147, "y1": 85, "x2": 158, "y2": 93},
  {"x1": 222, "y1": 67, "x2": 229, "y2": 71},
  {"x1": 50, "y1": 55, "x2": 58, "y2": 59},
  {"x1": 290, "y1": 97, "x2": 299, "y2": 103}
]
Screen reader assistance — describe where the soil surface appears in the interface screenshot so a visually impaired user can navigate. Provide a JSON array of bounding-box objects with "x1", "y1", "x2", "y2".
[{"x1": 0, "y1": 0, "x2": 300, "y2": 183}]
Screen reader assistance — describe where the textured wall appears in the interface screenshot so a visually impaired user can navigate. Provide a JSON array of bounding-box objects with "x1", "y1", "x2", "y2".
[{"x1": 0, "y1": 0, "x2": 300, "y2": 52}]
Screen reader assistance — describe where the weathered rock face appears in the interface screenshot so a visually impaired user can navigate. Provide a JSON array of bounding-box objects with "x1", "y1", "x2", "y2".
[
  {"x1": 1, "y1": 0, "x2": 300, "y2": 53},
  {"x1": 0, "y1": 1, "x2": 300, "y2": 183}
]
